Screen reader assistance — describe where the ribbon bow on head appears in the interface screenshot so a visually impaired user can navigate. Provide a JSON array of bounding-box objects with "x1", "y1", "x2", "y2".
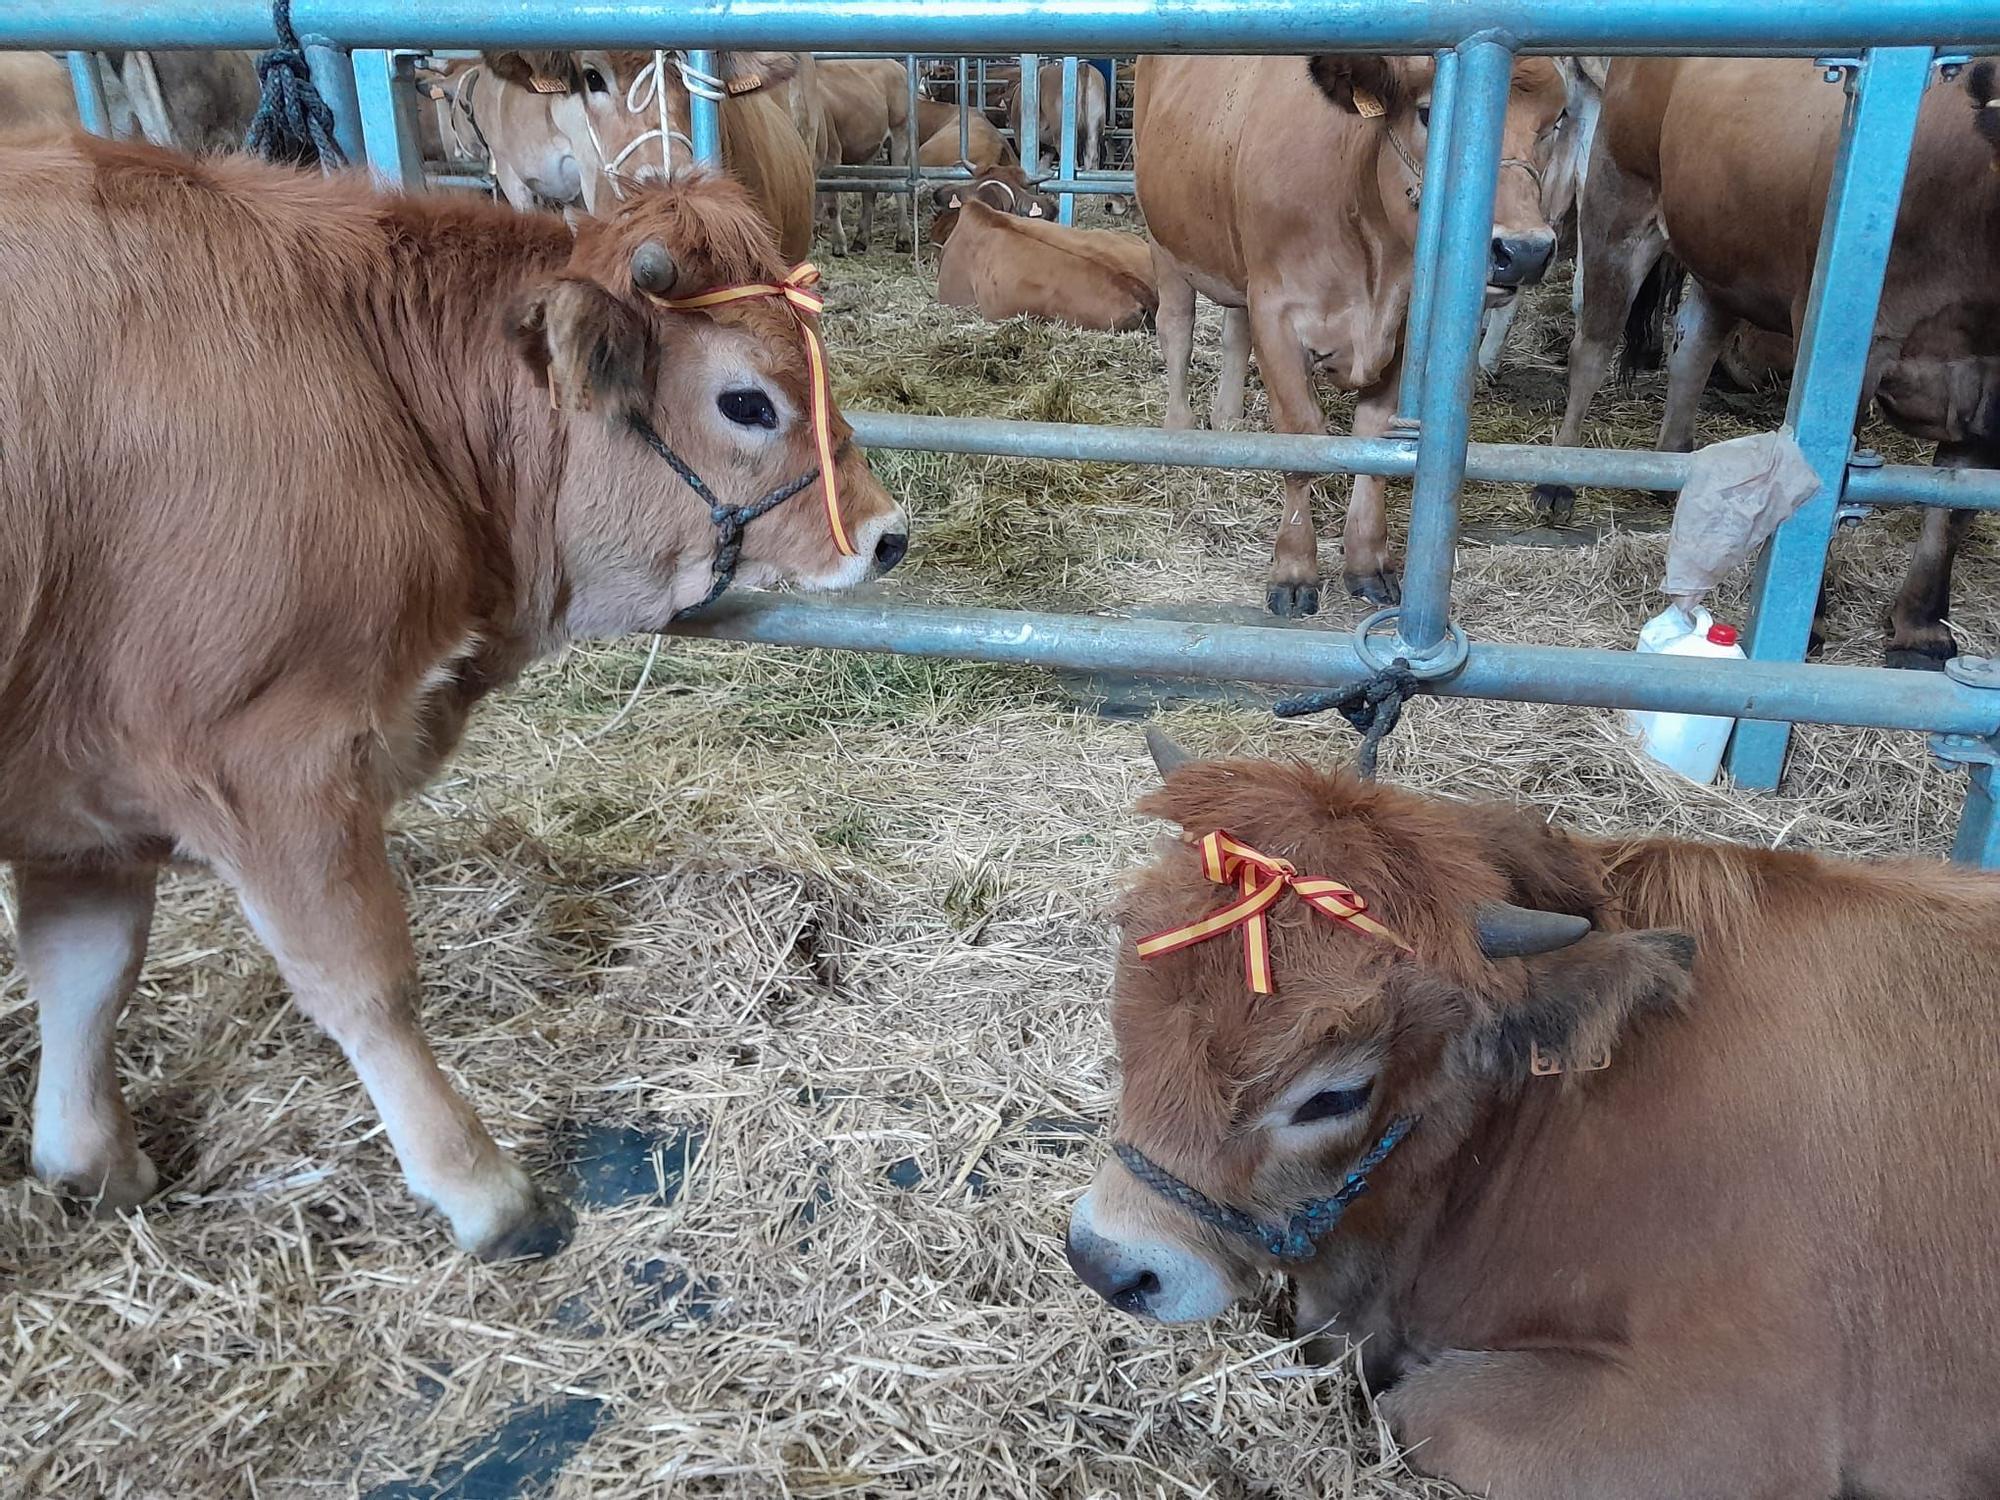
[
  {"x1": 1135, "y1": 831, "x2": 1413, "y2": 995},
  {"x1": 644, "y1": 263, "x2": 856, "y2": 557}
]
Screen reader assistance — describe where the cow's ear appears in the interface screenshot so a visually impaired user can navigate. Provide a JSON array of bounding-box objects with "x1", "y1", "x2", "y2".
[
  {"x1": 720, "y1": 50, "x2": 798, "y2": 92},
  {"x1": 1471, "y1": 929, "x2": 1695, "y2": 1081},
  {"x1": 485, "y1": 50, "x2": 578, "y2": 92},
  {"x1": 1308, "y1": 55, "x2": 1403, "y2": 118},
  {"x1": 510, "y1": 278, "x2": 651, "y2": 417}
]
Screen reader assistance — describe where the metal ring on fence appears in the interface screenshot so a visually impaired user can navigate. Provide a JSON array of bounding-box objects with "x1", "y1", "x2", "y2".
[{"x1": 1352, "y1": 607, "x2": 1470, "y2": 681}]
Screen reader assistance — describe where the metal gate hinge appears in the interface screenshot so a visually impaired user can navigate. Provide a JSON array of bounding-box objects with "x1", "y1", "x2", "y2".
[
  {"x1": 1815, "y1": 56, "x2": 1863, "y2": 87},
  {"x1": 1929, "y1": 733, "x2": 2000, "y2": 771},
  {"x1": 1936, "y1": 55, "x2": 1971, "y2": 82},
  {"x1": 1945, "y1": 656, "x2": 2000, "y2": 691}
]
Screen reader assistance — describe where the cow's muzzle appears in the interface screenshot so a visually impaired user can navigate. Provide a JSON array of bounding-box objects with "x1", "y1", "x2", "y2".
[{"x1": 1488, "y1": 229, "x2": 1556, "y2": 290}]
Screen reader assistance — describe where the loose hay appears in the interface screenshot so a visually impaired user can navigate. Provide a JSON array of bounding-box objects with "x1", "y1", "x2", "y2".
[{"x1": 2, "y1": 240, "x2": 1992, "y2": 1498}]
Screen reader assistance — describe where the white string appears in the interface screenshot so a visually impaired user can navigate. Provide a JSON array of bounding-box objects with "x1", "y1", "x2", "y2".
[
  {"x1": 576, "y1": 50, "x2": 696, "y2": 201},
  {"x1": 584, "y1": 636, "x2": 663, "y2": 741}
]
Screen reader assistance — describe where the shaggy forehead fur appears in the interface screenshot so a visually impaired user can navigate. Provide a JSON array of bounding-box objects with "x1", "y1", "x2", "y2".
[
  {"x1": 571, "y1": 177, "x2": 827, "y2": 429},
  {"x1": 1113, "y1": 759, "x2": 1607, "y2": 1146}
]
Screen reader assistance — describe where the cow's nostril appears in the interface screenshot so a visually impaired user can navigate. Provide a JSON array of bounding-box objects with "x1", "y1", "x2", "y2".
[
  {"x1": 1489, "y1": 233, "x2": 1555, "y2": 289},
  {"x1": 874, "y1": 530, "x2": 910, "y2": 572},
  {"x1": 1110, "y1": 1269, "x2": 1162, "y2": 1314}
]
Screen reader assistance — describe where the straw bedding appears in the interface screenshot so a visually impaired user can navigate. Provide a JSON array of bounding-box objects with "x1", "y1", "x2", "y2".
[{"x1": 2, "y1": 222, "x2": 1992, "y2": 1498}]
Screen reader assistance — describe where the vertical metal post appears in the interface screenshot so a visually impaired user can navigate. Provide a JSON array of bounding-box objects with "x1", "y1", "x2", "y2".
[
  {"x1": 351, "y1": 48, "x2": 422, "y2": 189},
  {"x1": 67, "y1": 51, "x2": 110, "y2": 136},
  {"x1": 1396, "y1": 36, "x2": 1515, "y2": 657},
  {"x1": 1724, "y1": 45, "x2": 1933, "y2": 787},
  {"x1": 1953, "y1": 765, "x2": 2000, "y2": 866},
  {"x1": 957, "y1": 56, "x2": 970, "y2": 163},
  {"x1": 305, "y1": 41, "x2": 365, "y2": 166},
  {"x1": 1019, "y1": 52, "x2": 1040, "y2": 178},
  {"x1": 907, "y1": 52, "x2": 922, "y2": 258},
  {"x1": 685, "y1": 49, "x2": 723, "y2": 165},
  {"x1": 1058, "y1": 55, "x2": 1080, "y2": 225},
  {"x1": 1397, "y1": 49, "x2": 1460, "y2": 422}
]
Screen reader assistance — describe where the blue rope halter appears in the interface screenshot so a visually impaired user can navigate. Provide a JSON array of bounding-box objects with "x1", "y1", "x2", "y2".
[{"x1": 1113, "y1": 1113, "x2": 1419, "y2": 1263}]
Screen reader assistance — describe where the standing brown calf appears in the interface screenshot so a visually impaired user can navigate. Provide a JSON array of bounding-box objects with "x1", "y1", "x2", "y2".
[{"x1": 0, "y1": 139, "x2": 907, "y2": 1258}]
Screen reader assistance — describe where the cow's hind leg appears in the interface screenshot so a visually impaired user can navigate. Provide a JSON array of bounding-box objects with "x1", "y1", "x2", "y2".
[
  {"x1": 1249, "y1": 297, "x2": 1337, "y2": 614},
  {"x1": 819, "y1": 193, "x2": 849, "y2": 257},
  {"x1": 1886, "y1": 492, "x2": 1981, "y2": 671},
  {"x1": 19, "y1": 860, "x2": 160, "y2": 1209},
  {"x1": 215, "y1": 800, "x2": 573, "y2": 1259},
  {"x1": 1210, "y1": 307, "x2": 1252, "y2": 430},
  {"x1": 1658, "y1": 276, "x2": 1736, "y2": 454},
  {"x1": 885, "y1": 127, "x2": 912, "y2": 251},
  {"x1": 1153, "y1": 242, "x2": 1199, "y2": 432},
  {"x1": 1532, "y1": 145, "x2": 1666, "y2": 524},
  {"x1": 1341, "y1": 365, "x2": 1403, "y2": 605}
]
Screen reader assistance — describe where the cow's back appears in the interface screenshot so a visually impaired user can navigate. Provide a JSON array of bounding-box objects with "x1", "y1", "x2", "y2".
[
  {"x1": 1137, "y1": 55, "x2": 1369, "y2": 301},
  {"x1": 938, "y1": 203, "x2": 1154, "y2": 331}
]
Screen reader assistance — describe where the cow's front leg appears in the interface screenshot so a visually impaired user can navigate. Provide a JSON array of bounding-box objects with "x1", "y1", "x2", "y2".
[
  {"x1": 218, "y1": 804, "x2": 573, "y2": 1260},
  {"x1": 1381, "y1": 1346, "x2": 1829, "y2": 1500},
  {"x1": 19, "y1": 860, "x2": 160, "y2": 1209},
  {"x1": 1341, "y1": 365, "x2": 1402, "y2": 604},
  {"x1": 1152, "y1": 242, "x2": 1199, "y2": 431}
]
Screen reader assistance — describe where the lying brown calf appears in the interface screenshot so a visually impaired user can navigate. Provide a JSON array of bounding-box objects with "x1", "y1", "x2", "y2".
[
  {"x1": 933, "y1": 173, "x2": 1155, "y2": 333},
  {"x1": 0, "y1": 138, "x2": 906, "y2": 1258},
  {"x1": 1069, "y1": 734, "x2": 2000, "y2": 1498}
]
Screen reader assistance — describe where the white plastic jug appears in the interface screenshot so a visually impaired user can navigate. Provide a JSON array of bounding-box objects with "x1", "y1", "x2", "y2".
[{"x1": 1625, "y1": 605, "x2": 1746, "y2": 785}]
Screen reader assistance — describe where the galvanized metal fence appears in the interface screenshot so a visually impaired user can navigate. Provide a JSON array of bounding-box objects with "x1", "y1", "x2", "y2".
[{"x1": 18, "y1": 0, "x2": 2000, "y2": 860}]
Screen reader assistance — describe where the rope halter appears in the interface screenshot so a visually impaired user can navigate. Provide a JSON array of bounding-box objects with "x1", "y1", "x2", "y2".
[
  {"x1": 574, "y1": 50, "x2": 702, "y2": 199},
  {"x1": 1115, "y1": 1113, "x2": 1420, "y2": 1263},
  {"x1": 643, "y1": 264, "x2": 856, "y2": 558},
  {"x1": 1135, "y1": 831, "x2": 1412, "y2": 995}
]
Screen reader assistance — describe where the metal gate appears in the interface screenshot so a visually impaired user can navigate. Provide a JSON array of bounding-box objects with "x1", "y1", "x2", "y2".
[{"x1": 18, "y1": 0, "x2": 2000, "y2": 858}]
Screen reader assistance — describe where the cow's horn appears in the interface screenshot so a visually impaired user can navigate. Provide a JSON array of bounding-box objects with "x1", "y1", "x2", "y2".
[
  {"x1": 631, "y1": 240, "x2": 678, "y2": 295},
  {"x1": 1474, "y1": 902, "x2": 1592, "y2": 958},
  {"x1": 1145, "y1": 727, "x2": 1195, "y2": 778}
]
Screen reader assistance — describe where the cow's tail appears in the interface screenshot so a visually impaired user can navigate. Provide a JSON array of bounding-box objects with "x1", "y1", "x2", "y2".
[{"x1": 1617, "y1": 253, "x2": 1684, "y2": 389}]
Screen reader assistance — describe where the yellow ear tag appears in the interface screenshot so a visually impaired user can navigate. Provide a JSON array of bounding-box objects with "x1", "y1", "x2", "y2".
[
  {"x1": 726, "y1": 73, "x2": 763, "y2": 96},
  {"x1": 1352, "y1": 87, "x2": 1386, "y2": 119},
  {"x1": 529, "y1": 74, "x2": 568, "y2": 94}
]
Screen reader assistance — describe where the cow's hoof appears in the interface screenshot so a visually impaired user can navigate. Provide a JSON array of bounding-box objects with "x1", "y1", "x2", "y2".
[
  {"x1": 1267, "y1": 580, "x2": 1322, "y2": 618},
  {"x1": 1885, "y1": 642, "x2": 1955, "y2": 672},
  {"x1": 1531, "y1": 483, "x2": 1576, "y2": 526},
  {"x1": 39, "y1": 1147, "x2": 159, "y2": 1214},
  {"x1": 473, "y1": 1184, "x2": 577, "y2": 1263},
  {"x1": 1163, "y1": 408, "x2": 1197, "y2": 433},
  {"x1": 895, "y1": 237, "x2": 913, "y2": 253},
  {"x1": 1343, "y1": 569, "x2": 1402, "y2": 606}
]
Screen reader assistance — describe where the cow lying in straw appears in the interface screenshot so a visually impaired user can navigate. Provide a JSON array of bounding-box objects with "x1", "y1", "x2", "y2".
[
  {"x1": 931, "y1": 168, "x2": 1157, "y2": 333},
  {"x1": 1068, "y1": 733, "x2": 2000, "y2": 1498},
  {"x1": 0, "y1": 137, "x2": 906, "y2": 1259}
]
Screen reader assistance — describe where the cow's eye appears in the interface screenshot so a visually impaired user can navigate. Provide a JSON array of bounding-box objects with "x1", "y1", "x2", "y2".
[
  {"x1": 1290, "y1": 1081, "x2": 1373, "y2": 1125},
  {"x1": 1416, "y1": 103, "x2": 1431, "y2": 128},
  {"x1": 718, "y1": 388, "x2": 778, "y2": 429},
  {"x1": 582, "y1": 67, "x2": 608, "y2": 94}
]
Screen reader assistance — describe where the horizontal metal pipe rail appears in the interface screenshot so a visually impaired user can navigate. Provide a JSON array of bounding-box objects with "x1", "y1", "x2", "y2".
[
  {"x1": 667, "y1": 596, "x2": 2000, "y2": 738},
  {"x1": 818, "y1": 174, "x2": 1133, "y2": 196},
  {"x1": 11, "y1": 1, "x2": 2000, "y2": 53},
  {"x1": 845, "y1": 413, "x2": 2000, "y2": 512}
]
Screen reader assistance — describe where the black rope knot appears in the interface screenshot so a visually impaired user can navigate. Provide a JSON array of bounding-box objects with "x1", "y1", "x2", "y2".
[
  {"x1": 1274, "y1": 662, "x2": 1422, "y2": 780},
  {"x1": 243, "y1": 0, "x2": 347, "y2": 169}
]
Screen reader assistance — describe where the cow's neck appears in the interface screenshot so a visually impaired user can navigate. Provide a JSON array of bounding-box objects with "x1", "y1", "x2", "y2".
[{"x1": 354, "y1": 196, "x2": 579, "y2": 678}]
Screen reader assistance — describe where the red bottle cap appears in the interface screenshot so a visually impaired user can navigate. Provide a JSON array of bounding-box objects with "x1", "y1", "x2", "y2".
[{"x1": 1707, "y1": 622, "x2": 1740, "y2": 646}]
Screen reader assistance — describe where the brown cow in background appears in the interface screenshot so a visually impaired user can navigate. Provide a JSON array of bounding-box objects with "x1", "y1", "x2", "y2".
[
  {"x1": 813, "y1": 57, "x2": 914, "y2": 254},
  {"x1": 0, "y1": 139, "x2": 906, "y2": 1259},
  {"x1": 1138, "y1": 54, "x2": 1565, "y2": 615},
  {"x1": 477, "y1": 49, "x2": 817, "y2": 262},
  {"x1": 0, "y1": 50, "x2": 258, "y2": 149},
  {"x1": 1068, "y1": 734, "x2": 2000, "y2": 1499},
  {"x1": 1541, "y1": 57, "x2": 2000, "y2": 668}
]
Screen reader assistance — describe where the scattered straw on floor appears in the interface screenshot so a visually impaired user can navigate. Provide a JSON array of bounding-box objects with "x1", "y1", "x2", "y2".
[{"x1": 2, "y1": 232, "x2": 1992, "y2": 1498}]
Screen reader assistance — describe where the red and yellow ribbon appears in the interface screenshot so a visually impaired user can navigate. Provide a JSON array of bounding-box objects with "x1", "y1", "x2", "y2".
[
  {"x1": 1135, "y1": 831, "x2": 1412, "y2": 995},
  {"x1": 649, "y1": 263, "x2": 856, "y2": 557}
]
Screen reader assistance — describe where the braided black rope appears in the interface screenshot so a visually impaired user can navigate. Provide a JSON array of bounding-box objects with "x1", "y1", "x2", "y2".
[
  {"x1": 632, "y1": 416, "x2": 821, "y2": 618},
  {"x1": 243, "y1": 0, "x2": 347, "y2": 169},
  {"x1": 1274, "y1": 662, "x2": 1422, "y2": 780},
  {"x1": 1113, "y1": 1114, "x2": 1419, "y2": 1263}
]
